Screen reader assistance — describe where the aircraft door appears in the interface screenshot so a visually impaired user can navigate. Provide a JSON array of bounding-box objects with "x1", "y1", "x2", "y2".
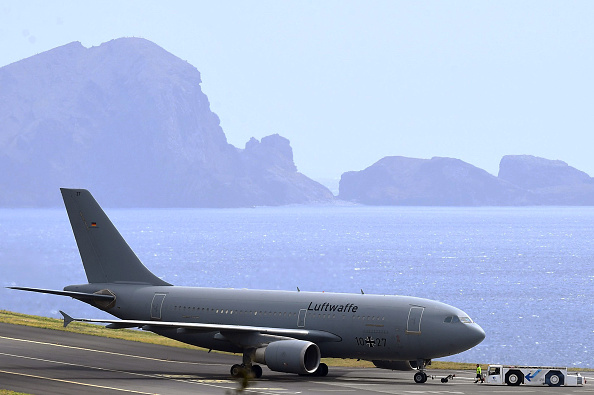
[
  {"x1": 297, "y1": 309, "x2": 307, "y2": 327},
  {"x1": 406, "y1": 306, "x2": 424, "y2": 334},
  {"x1": 151, "y1": 293, "x2": 167, "y2": 320}
]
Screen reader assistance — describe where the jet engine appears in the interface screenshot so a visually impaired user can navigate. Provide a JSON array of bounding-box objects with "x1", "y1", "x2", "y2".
[
  {"x1": 254, "y1": 340, "x2": 320, "y2": 375},
  {"x1": 372, "y1": 360, "x2": 415, "y2": 371}
]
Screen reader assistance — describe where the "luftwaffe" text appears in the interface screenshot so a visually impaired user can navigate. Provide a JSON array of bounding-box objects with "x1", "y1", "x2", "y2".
[{"x1": 307, "y1": 302, "x2": 358, "y2": 313}]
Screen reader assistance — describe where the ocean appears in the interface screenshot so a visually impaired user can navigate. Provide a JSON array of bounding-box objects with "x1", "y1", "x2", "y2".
[{"x1": 1, "y1": 206, "x2": 592, "y2": 368}]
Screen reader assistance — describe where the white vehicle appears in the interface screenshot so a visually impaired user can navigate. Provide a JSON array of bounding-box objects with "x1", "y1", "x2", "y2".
[{"x1": 486, "y1": 365, "x2": 585, "y2": 387}]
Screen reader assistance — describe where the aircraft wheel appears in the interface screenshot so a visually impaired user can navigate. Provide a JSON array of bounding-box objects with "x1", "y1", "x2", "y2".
[
  {"x1": 315, "y1": 363, "x2": 328, "y2": 377},
  {"x1": 441, "y1": 377, "x2": 448, "y2": 383},
  {"x1": 251, "y1": 365, "x2": 263, "y2": 379},
  {"x1": 414, "y1": 371, "x2": 427, "y2": 383},
  {"x1": 230, "y1": 364, "x2": 243, "y2": 377}
]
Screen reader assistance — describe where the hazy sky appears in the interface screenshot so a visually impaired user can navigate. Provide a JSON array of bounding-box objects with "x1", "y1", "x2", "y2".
[{"x1": 1, "y1": 1, "x2": 593, "y2": 181}]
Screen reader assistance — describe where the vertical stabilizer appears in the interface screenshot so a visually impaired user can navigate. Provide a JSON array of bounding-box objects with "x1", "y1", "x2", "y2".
[{"x1": 61, "y1": 188, "x2": 170, "y2": 285}]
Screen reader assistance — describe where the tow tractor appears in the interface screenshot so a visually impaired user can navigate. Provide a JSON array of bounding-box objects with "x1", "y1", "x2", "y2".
[{"x1": 486, "y1": 364, "x2": 585, "y2": 387}]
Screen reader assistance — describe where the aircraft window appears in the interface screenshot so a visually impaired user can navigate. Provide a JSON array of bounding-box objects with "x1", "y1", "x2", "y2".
[
  {"x1": 459, "y1": 316, "x2": 473, "y2": 323},
  {"x1": 451, "y1": 316, "x2": 460, "y2": 323},
  {"x1": 230, "y1": 310, "x2": 233, "y2": 314},
  {"x1": 444, "y1": 316, "x2": 452, "y2": 323},
  {"x1": 254, "y1": 311, "x2": 257, "y2": 315}
]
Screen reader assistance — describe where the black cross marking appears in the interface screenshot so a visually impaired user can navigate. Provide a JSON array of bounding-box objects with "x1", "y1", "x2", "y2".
[{"x1": 365, "y1": 336, "x2": 375, "y2": 347}]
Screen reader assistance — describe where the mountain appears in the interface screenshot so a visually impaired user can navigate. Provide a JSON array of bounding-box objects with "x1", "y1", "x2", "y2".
[
  {"x1": 498, "y1": 155, "x2": 594, "y2": 205},
  {"x1": 0, "y1": 38, "x2": 333, "y2": 207},
  {"x1": 338, "y1": 156, "x2": 526, "y2": 206}
]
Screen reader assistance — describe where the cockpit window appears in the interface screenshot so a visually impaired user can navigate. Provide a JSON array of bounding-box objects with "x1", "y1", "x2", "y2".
[{"x1": 444, "y1": 315, "x2": 471, "y2": 323}]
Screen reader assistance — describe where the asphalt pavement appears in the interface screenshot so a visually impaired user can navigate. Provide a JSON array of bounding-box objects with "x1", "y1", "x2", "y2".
[{"x1": 0, "y1": 322, "x2": 591, "y2": 395}]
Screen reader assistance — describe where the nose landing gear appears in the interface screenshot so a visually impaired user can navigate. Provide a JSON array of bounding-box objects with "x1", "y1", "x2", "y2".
[
  {"x1": 414, "y1": 371, "x2": 427, "y2": 383},
  {"x1": 413, "y1": 359, "x2": 431, "y2": 384}
]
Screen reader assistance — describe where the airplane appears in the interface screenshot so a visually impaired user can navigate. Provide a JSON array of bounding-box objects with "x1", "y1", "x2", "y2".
[{"x1": 10, "y1": 188, "x2": 485, "y2": 384}]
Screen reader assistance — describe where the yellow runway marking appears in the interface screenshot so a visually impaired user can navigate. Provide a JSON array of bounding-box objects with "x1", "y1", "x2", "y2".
[
  {"x1": 0, "y1": 349, "x2": 284, "y2": 395},
  {"x1": 0, "y1": 369, "x2": 156, "y2": 394},
  {"x1": 0, "y1": 334, "x2": 224, "y2": 366}
]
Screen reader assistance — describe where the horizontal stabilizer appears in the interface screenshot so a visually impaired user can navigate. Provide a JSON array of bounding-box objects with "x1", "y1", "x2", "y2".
[
  {"x1": 8, "y1": 287, "x2": 115, "y2": 303},
  {"x1": 60, "y1": 310, "x2": 75, "y2": 328}
]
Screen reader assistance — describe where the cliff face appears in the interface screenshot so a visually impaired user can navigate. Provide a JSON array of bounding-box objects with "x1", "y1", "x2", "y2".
[
  {"x1": 339, "y1": 156, "x2": 526, "y2": 206},
  {"x1": 0, "y1": 38, "x2": 332, "y2": 207},
  {"x1": 498, "y1": 155, "x2": 594, "y2": 205},
  {"x1": 339, "y1": 154, "x2": 594, "y2": 206}
]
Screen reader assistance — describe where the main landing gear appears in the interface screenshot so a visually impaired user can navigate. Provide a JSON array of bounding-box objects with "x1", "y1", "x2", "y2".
[
  {"x1": 230, "y1": 350, "x2": 264, "y2": 379},
  {"x1": 413, "y1": 359, "x2": 431, "y2": 384},
  {"x1": 230, "y1": 363, "x2": 263, "y2": 378}
]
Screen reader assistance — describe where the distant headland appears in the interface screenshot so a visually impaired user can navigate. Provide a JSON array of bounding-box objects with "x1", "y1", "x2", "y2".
[{"x1": 338, "y1": 155, "x2": 594, "y2": 206}]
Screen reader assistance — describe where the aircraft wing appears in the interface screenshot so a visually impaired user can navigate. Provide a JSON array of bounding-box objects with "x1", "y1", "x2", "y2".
[{"x1": 59, "y1": 311, "x2": 341, "y2": 344}]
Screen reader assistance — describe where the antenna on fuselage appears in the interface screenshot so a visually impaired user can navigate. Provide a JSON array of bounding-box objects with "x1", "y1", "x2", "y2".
[{"x1": 361, "y1": 289, "x2": 364, "y2": 294}]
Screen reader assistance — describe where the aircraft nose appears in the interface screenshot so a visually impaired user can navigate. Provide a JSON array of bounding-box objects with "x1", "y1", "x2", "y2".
[{"x1": 467, "y1": 322, "x2": 486, "y2": 347}]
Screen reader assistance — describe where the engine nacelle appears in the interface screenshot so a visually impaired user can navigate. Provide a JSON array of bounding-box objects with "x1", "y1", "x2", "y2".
[
  {"x1": 372, "y1": 360, "x2": 415, "y2": 371},
  {"x1": 254, "y1": 340, "x2": 320, "y2": 375}
]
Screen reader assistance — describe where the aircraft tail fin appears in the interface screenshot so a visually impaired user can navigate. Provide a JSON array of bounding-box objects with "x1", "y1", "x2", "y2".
[{"x1": 60, "y1": 188, "x2": 170, "y2": 286}]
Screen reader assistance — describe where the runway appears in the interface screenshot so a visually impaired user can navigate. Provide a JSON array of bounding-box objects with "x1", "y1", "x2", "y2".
[{"x1": 1, "y1": 323, "x2": 591, "y2": 394}]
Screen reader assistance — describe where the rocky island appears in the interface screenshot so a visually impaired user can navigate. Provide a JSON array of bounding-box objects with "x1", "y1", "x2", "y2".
[{"x1": 339, "y1": 155, "x2": 594, "y2": 206}]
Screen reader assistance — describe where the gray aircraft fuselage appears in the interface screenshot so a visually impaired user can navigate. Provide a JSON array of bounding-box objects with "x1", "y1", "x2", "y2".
[{"x1": 66, "y1": 282, "x2": 483, "y2": 361}]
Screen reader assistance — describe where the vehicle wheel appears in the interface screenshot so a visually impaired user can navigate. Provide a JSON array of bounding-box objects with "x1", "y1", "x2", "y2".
[
  {"x1": 251, "y1": 365, "x2": 263, "y2": 378},
  {"x1": 414, "y1": 371, "x2": 427, "y2": 383},
  {"x1": 505, "y1": 370, "x2": 523, "y2": 386},
  {"x1": 545, "y1": 371, "x2": 564, "y2": 387},
  {"x1": 315, "y1": 363, "x2": 328, "y2": 377},
  {"x1": 230, "y1": 364, "x2": 243, "y2": 377}
]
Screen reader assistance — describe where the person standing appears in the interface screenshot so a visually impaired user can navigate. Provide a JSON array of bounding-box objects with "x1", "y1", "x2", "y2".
[{"x1": 475, "y1": 364, "x2": 484, "y2": 383}]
